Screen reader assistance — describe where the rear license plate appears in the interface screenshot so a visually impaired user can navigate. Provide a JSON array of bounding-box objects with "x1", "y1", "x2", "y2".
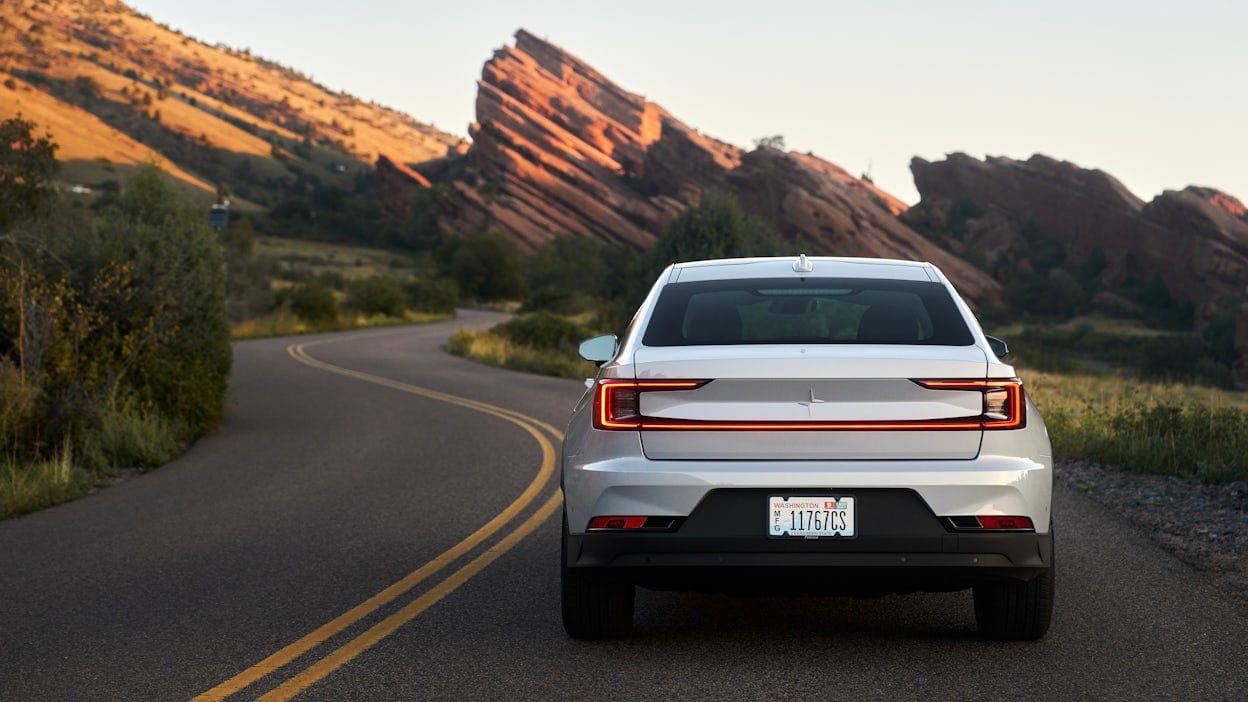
[{"x1": 768, "y1": 496, "x2": 855, "y2": 538}]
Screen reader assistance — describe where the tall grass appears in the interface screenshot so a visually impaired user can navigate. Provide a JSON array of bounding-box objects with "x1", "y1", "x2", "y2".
[
  {"x1": 1020, "y1": 366, "x2": 1248, "y2": 482},
  {"x1": 447, "y1": 329, "x2": 597, "y2": 379},
  {"x1": 232, "y1": 309, "x2": 451, "y2": 340},
  {"x1": 0, "y1": 441, "x2": 92, "y2": 519}
]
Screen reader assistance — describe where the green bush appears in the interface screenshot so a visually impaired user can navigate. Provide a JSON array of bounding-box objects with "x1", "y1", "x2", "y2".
[
  {"x1": 404, "y1": 277, "x2": 459, "y2": 314},
  {"x1": 287, "y1": 283, "x2": 339, "y2": 325},
  {"x1": 346, "y1": 275, "x2": 406, "y2": 317},
  {"x1": 78, "y1": 409, "x2": 183, "y2": 472},
  {"x1": 494, "y1": 311, "x2": 591, "y2": 353},
  {"x1": 436, "y1": 231, "x2": 525, "y2": 301},
  {"x1": 98, "y1": 166, "x2": 232, "y2": 436}
]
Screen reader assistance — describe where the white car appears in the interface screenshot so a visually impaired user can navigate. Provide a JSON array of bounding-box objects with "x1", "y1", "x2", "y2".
[{"x1": 560, "y1": 256, "x2": 1054, "y2": 640}]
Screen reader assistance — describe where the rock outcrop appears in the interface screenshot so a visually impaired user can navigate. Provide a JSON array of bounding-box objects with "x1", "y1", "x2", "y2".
[
  {"x1": 904, "y1": 154, "x2": 1248, "y2": 319},
  {"x1": 378, "y1": 30, "x2": 1000, "y2": 306},
  {"x1": 904, "y1": 153, "x2": 1248, "y2": 385}
]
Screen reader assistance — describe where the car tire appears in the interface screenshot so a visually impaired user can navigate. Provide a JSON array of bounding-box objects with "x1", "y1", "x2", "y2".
[
  {"x1": 561, "y1": 511, "x2": 634, "y2": 639},
  {"x1": 973, "y1": 527, "x2": 1055, "y2": 641}
]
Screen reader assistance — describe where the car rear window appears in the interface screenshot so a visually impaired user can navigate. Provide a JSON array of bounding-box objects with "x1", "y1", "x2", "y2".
[{"x1": 641, "y1": 277, "x2": 974, "y2": 346}]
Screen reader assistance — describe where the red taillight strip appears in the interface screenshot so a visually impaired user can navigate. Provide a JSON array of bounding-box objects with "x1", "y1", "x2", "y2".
[
  {"x1": 592, "y1": 378, "x2": 1025, "y2": 431},
  {"x1": 913, "y1": 378, "x2": 1026, "y2": 430}
]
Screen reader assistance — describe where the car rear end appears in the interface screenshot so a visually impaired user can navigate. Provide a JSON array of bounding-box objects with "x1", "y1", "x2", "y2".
[{"x1": 561, "y1": 257, "x2": 1054, "y2": 640}]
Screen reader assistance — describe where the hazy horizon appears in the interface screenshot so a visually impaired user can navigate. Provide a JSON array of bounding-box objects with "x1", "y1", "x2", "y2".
[{"x1": 129, "y1": 0, "x2": 1247, "y2": 205}]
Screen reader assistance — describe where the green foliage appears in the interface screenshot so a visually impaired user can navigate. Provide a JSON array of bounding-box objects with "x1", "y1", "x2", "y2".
[
  {"x1": 643, "y1": 192, "x2": 784, "y2": 278},
  {"x1": 1, "y1": 143, "x2": 231, "y2": 516},
  {"x1": 286, "y1": 282, "x2": 339, "y2": 325},
  {"x1": 0, "y1": 115, "x2": 59, "y2": 228},
  {"x1": 346, "y1": 274, "x2": 406, "y2": 317},
  {"x1": 447, "y1": 326, "x2": 598, "y2": 380},
  {"x1": 1044, "y1": 402, "x2": 1248, "y2": 483},
  {"x1": 98, "y1": 166, "x2": 232, "y2": 435},
  {"x1": 753, "y1": 135, "x2": 786, "y2": 150},
  {"x1": 494, "y1": 311, "x2": 592, "y2": 353},
  {"x1": 436, "y1": 231, "x2": 525, "y2": 301},
  {"x1": 1129, "y1": 276, "x2": 1194, "y2": 329},
  {"x1": 404, "y1": 277, "x2": 459, "y2": 314},
  {"x1": 523, "y1": 235, "x2": 607, "y2": 314},
  {"x1": 77, "y1": 409, "x2": 183, "y2": 472},
  {"x1": 946, "y1": 198, "x2": 984, "y2": 235},
  {"x1": 1010, "y1": 319, "x2": 1234, "y2": 388}
]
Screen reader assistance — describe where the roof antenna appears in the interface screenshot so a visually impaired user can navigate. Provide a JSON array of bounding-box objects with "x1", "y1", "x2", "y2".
[{"x1": 793, "y1": 253, "x2": 814, "y2": 273}]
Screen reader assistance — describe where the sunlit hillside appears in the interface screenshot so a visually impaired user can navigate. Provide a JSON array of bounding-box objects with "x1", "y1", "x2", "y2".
[{"x1": 0, "y1": 0, "x2": 463, "y2": 204}]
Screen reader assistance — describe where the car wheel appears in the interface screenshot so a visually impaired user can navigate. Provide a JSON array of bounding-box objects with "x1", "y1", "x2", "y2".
[
  {"x1": 561, "y1": 510, "x2": 634, "y2": 639},
  {"x1": 973, "y1": 527, "x2": 1055, "y2": 641}
]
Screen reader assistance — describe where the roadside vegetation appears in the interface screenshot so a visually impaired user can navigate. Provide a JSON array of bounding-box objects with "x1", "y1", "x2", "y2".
[
  {"x1": 448, "y1": 193, "x2": 1248, "y2": 483},
  {"x1": 1, "y1": 116, "x2": 229, "y2": 517}
]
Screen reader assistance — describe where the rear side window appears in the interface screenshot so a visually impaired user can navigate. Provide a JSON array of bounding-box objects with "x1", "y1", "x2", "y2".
[{"x1": 641, "y1": 277, "x2": 974, "y2": 346}]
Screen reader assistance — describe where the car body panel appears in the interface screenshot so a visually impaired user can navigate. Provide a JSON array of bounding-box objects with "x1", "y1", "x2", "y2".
[{"x1": 561, "y1": 256, "x2": 1053, "y2": 593}]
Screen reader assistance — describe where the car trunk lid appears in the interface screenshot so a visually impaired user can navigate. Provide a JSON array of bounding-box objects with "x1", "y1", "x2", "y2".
[{"x1": 631, "y1": 345, "x2": 988, "y2": 460}]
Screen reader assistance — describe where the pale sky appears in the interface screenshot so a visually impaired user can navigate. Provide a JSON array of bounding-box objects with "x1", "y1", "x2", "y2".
[{"x1": 130, "y1": 0, "x2": 1247, "y2": 205}]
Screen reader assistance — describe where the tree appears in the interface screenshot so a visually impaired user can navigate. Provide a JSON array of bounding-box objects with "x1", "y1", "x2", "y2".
[
  {"x1": 643, "y1": 192, "x2": 784, "y2": 278},
  {"x1": 436, "y1": 232, "x2": 526, "y2": 302},
  {"x1": 524, "y1": 235, "x2": 608, "y2": 313},
  {"x1": 0, "y1": 115, "x2": 58, "y2": 230},
  {"x1": 753, "y1": 135, "x2": 786, "y2": 150}
]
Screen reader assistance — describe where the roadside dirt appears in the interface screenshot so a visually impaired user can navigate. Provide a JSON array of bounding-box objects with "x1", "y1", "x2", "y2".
[{"x1": 1056, "y1": 460, "x2": 1248, "y2": 610}]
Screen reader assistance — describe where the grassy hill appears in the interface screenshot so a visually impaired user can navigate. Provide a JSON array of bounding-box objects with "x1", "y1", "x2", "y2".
[{"x1": 0, "y1": 0, "x2": 463, "y2": 207}]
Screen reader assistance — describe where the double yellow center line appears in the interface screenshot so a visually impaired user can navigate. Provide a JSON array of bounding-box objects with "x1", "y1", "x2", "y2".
[{"x1": 194, "y1": 331, "x2": 564, "y2": 701}]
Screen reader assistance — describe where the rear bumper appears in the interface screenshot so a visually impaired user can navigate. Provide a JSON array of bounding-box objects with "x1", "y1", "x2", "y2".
[
  {"x1": 563, "y1": 453, "x2": 1053, "y2": 536},
  {"x1": 564, "y1": 488, "x2": 1052, "y2": 594}
]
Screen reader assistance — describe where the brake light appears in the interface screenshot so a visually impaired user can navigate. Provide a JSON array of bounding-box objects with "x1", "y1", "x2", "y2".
[
  {"x1": 594, "y1": 379, "x2": 706, "y2": 430},
  {"x1": 914, "y1": 379, "x2": 1026, "y2": 430},
  {"x1": 590, "y1": 378, "x2": 1025, "y2": 431}
]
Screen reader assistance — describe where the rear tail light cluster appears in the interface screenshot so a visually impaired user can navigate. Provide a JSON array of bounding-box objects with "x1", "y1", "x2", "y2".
[
  {"x1": 913, "y1": 379, "x2": 1026, "y2": 430},
  {"x1": 592, "y1": 378, "x2": 1025, "y2": 431},
  {"x1": 947, "y1": 515, "x2": 1035, "y2": 531}
]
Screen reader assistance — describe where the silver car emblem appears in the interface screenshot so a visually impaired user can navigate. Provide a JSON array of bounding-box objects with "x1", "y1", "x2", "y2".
[{"x1": 797, "y1": 388, "x2": 825, "y2": 416}]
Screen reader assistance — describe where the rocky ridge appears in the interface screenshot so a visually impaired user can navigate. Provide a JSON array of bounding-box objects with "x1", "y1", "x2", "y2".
[{"x1": 376, "y1": 30, "x2": 1000, "y2": 306}]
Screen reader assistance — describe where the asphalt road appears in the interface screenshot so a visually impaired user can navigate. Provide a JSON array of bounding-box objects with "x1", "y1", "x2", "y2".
[{"x1": 3, "y1": 310, "x2": 1247, "y2": 701}]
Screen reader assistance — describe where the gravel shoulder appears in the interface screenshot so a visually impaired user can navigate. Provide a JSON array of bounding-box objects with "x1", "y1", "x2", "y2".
[{"x1": 1056, "y1": 460, "x2": 1248, "y2": 610}]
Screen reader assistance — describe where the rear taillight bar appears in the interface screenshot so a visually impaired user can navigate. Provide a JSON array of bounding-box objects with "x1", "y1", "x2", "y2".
[{"x1": 592, "y1": 378, "x2": 1025, "y2": 431}]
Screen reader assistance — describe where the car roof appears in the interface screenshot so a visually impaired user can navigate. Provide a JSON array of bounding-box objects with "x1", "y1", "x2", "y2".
[{"x1": 670, "y1": 256, "x2": 938, "y2": 283}]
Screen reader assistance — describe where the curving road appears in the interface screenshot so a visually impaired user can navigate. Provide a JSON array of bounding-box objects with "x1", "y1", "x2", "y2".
[{"x1": 2, "y1": 310, "x2": 1246, "y2": 701}]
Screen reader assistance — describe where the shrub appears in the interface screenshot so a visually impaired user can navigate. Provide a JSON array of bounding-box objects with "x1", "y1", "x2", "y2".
[
  {"x1": 436, "y1": 232, "x2": 525, "y2": 301},
  {"x1": 347, "y1": 275, "x2": 406, "y2": 317},
  {"x1": 404, "y1": 277, "x2": 459, "y2": 315},
  {"x1": 494, "y1": 311, "x2": 591, "y2": 353},
  {"x1": 287, "y1": 283, "x2": 339, "y2": 325}
]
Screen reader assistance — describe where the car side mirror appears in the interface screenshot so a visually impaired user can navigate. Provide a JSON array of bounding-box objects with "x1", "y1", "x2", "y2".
[
  {"x1": 986, "y1": 335, "x2": 1009, "y2": 359},
  {"x1": 578, "y1": 334, "x2": 618, "y2": 365}
]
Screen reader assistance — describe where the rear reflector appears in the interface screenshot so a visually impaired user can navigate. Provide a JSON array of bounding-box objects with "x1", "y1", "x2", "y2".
[
  {"x1": 977, "y1": 515, "x2": 1034, "y2": 530},
  {"x1": 947, "y1": 515, "x2": 1035, "y2": 531},
  {"x1": 587, "y1": 516, "x2": 649, "y2": 530}
]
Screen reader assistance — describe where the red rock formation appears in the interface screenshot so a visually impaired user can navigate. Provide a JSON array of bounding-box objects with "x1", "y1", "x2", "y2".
[
  {"x1": 905, "y1": 154, "x2": 1248, "y2": 319},
  {"x1": 375, "y1": 155, "x2": 431, "y2": 219},
  {"x1": 905, "y1": 153, "x2": 1248, "y2": 381},
  {"x1": 378, "y1": 30, "x2": 1000, "y2": 306}
]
